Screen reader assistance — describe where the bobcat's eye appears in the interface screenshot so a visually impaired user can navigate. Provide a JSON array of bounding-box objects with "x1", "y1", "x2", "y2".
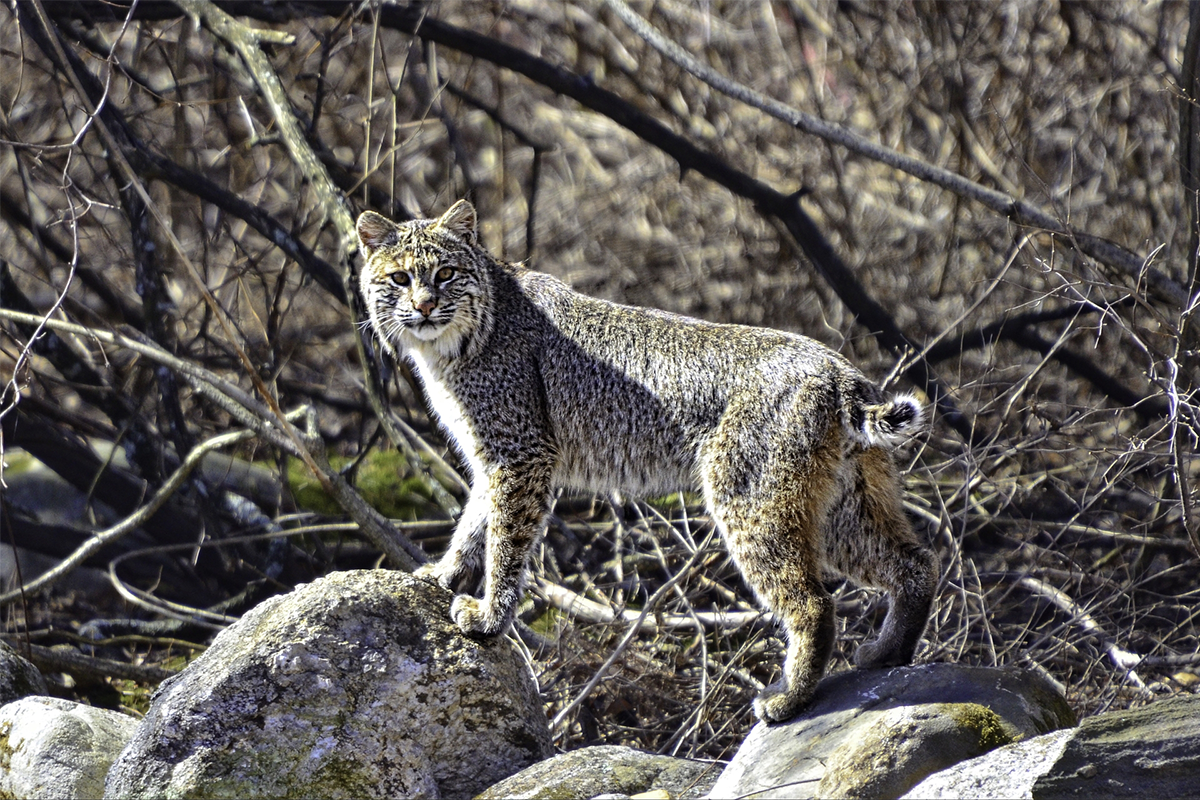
[
  {"x1": 435, "y1": 266, "x2": 455, "y2": 282},
  {"x1": 388, "y1": 271, "x2": 412, "y2": 288}
]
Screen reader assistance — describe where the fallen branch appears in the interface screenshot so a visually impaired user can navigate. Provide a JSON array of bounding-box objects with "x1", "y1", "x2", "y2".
[
  {"x1": 11, "y1": 641, "x2": 177, "y2": 685},
  {"x1": 537, "y1": 577, "x2": 769, "y2": 634},
  {"x1": 1016, "y1": 574, "x2": 1153, "y2": 696},
  {"x1": 0, "y1": 425, "x2": 260, "y2": 607},
  {"x1": 0, "y1": 308, "x2": 427, "y2": 571}
]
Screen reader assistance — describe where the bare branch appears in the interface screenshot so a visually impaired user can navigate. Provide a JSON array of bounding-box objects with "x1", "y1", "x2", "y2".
[
  {"x1": 12, "y1": 641, "x2": 177, "y2": 685},
  {"x1": 0, "y1": 426, "x2": 258, "y2": 606},
  {"x1": 602, "y1": 0, "x2": 1186, "y2": 307}
]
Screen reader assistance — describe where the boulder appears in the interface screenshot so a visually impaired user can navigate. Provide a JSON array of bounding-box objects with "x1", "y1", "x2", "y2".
[
  {"x1": 0, "y1": 640, "x2": 47, "y2": 703},
  {"x1": 901, "y1": 728, "x2": 1075, "y2": 799},
  {"x1": 0, "y1": 695, "x2": 138, "y2": 799},
  {"x1": 104, "y1": 570, "x2": 552, "y2": 800},
  {"x1": 706, "y1": 663, "x2": 1075, "y2": 799},
  {"x1": 905, "y1": 692, "x2": 1200, "y2": 799},
  {"x1": 477, "y1": 744, "x2": 719, "y2": 799},
  {"x1": 1034, "y1": 692, "x2": 1200, "y2": 798}
]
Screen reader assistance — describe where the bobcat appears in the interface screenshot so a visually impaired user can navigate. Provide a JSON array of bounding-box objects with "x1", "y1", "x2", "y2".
[{"x1": 357, "y1": 200, "x2": 938, "y2": 723}]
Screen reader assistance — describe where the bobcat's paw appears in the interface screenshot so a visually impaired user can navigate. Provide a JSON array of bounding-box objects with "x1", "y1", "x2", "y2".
[
  {"x1": 853, "y1": 640, "x2": 910, "y2": 670},
  {"x1": 752, "y1": 680, "x2": 812, "y2": 724},
  {"x1": 449, "y1": 594, "x2": 507, "y2": 637}
]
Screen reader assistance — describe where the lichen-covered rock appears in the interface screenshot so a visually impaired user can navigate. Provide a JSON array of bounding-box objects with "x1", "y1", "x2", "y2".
[
  {"x1": 906, "y1": 692, "x2": 1200, "y2": 799},
  {"x1": 707, "y1": 663, "x2": 1075, "y2": 800},
  {"x1": 477, "y1": 744, "x2": 719, "y2": 799},
  {"x1": 901, "y1": 728, "x2": 1075, "y2": 799},
  {"x1": 0, "y1": 640, "x2": 47, "y2": 704},
  {"x1": 104, "y1": 570, "x2": 552, "y2": 800},
  {"x1": 0, "y1": 695, "x2": 138, "y2": 799}
]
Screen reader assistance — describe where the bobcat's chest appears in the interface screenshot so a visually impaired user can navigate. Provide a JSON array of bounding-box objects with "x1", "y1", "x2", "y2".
[{"x1": 407, "y1": 350, "x2": 481, "y2": 474}]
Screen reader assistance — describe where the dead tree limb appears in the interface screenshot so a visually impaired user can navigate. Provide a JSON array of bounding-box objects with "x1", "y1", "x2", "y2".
[
  {"x1": 176, "y1": 0, "x2": 356, "y2": 253},
  {"x1": 14, "y1": 641, "x2": 177, "y2": 685}
]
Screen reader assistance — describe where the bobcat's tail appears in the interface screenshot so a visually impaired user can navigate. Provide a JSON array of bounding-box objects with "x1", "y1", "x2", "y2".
[{"x1": 860, "y1": 393, "x2": 925, "y2": 447}]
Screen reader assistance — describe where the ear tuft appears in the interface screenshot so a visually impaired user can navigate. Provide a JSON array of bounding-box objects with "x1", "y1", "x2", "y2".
[
  {"x1": 433, "y1": 200, "x2": 477, "y2": 244},
  {"x1": 357, "y1": 211, "x2": 400, "y2": 254}
]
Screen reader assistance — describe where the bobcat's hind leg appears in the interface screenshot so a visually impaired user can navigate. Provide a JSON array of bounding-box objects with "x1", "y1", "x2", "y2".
[
  {"x1": 703, "y1": 409, "x2": 843, "y2": 723},
  {"x1": 825, "y1": 447, "x2": 938, "y2": 669},
  {"x1": 715, "y1": 498, "x2": 836, "y2": 723},
  {"x1": 851, "y1": 541, "x2": 936, "y2": 670},
  {"x1": 418, "y1": 488, "x2": 490, "y2": 594}
]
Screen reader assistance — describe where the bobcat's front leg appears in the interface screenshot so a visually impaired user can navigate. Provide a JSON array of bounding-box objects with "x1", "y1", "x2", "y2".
[
  {"x1": 450, "y1": 460, "x2": 554, "y2": 637},
  {"x1": 416, "y1": 487, "x2": 490, "y2": 594}
]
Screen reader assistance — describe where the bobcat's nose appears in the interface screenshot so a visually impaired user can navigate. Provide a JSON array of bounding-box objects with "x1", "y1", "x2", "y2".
[{"x1": 414, "y1": 298, "x2": 438, "y2": 317}]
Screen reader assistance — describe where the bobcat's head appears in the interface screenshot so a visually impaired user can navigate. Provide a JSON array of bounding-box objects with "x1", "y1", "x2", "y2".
[{"x1": 357, "y1": 200, "x2": 493, "y2": 360}]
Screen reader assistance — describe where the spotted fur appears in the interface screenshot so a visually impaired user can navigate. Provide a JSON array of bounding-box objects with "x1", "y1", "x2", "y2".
[{"x1": 357, "y1": 201, "x2": 939, "y2": 723}]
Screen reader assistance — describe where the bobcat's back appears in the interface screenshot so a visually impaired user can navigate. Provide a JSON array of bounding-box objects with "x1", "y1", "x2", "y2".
[{"x1": 515, "y1": 269, "x2": 888, "y2": 492}]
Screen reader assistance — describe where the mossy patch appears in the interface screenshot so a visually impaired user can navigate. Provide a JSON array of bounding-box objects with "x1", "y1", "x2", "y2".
[
  {"x1": 287, "y1": 449, "x2": 436, "y2": 520},
  {"x1": 0, "y1": 720, "x2": 17, "y2": 773},
  {"x1": 112, "y1": 655, "x2": 194, "y2": 716},
  {"x1": 949, "y1": 702, "x2": 1013, "y2": 751},
  {"x1": 0, "y1": 450, "x2": 36, "y2": 478}
]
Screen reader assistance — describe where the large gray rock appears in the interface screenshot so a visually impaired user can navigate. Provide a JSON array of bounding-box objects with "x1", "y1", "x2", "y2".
[
  {"x1": 0, "y1": 640, "x2": 47, "y2": 703},
  {"x1": 905, "y1": 692, "x2": 1200, "y2": 799},
  {"x1": 0, "y1": 695, "x2": 138, "y2": 799},
  {"x1": 104, "y1": 570, "x2": 552, "y2": 800},
  {"x1": 1034, "y1": 692, "x2": 1200, "y2": 798},
  {"x1": 707, "y1": 663, "x2": 1075, "y2": 799},
  {"x1": 901, "y1": 728, "x2": 1075, "y2": 799},
  {"x1": 477, "y1": 744, "x2": 720, "y2": 799}
]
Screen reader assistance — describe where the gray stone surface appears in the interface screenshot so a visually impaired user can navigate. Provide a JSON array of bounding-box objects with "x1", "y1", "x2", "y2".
[
  {"x1": 905, "y1": 692, "x2": 1200, "y2": 799},
  {"x1": 478, "y1": 744, "x2": 720, "y2": 799},
  {"x1": 706, "y1": 663, "x2": 1075, "y2": 799},
  {"x1": 0, "y1": 640, "x2": 47, "y2": 704},
  {"x1": 901, "y1": 728, "x2": 1075, "y2": 799},
  {"x1": 0, "y1": 695, "x2": 138, "y2": 800},
  {"x1": 104, "y1": 570, "x2": 552, "y2": 800},
  {"x1": 1032, "y1": 692, "x2": 1200, "y2": 799}
]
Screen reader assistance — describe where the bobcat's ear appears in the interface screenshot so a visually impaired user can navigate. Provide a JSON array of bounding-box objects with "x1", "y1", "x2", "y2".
[
  {"x1": 357, "y1": 211, "x2": 400, "y2": 255},
  {"x1": 433, "y1": 200, "x2": 477, "y2": 244}
]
